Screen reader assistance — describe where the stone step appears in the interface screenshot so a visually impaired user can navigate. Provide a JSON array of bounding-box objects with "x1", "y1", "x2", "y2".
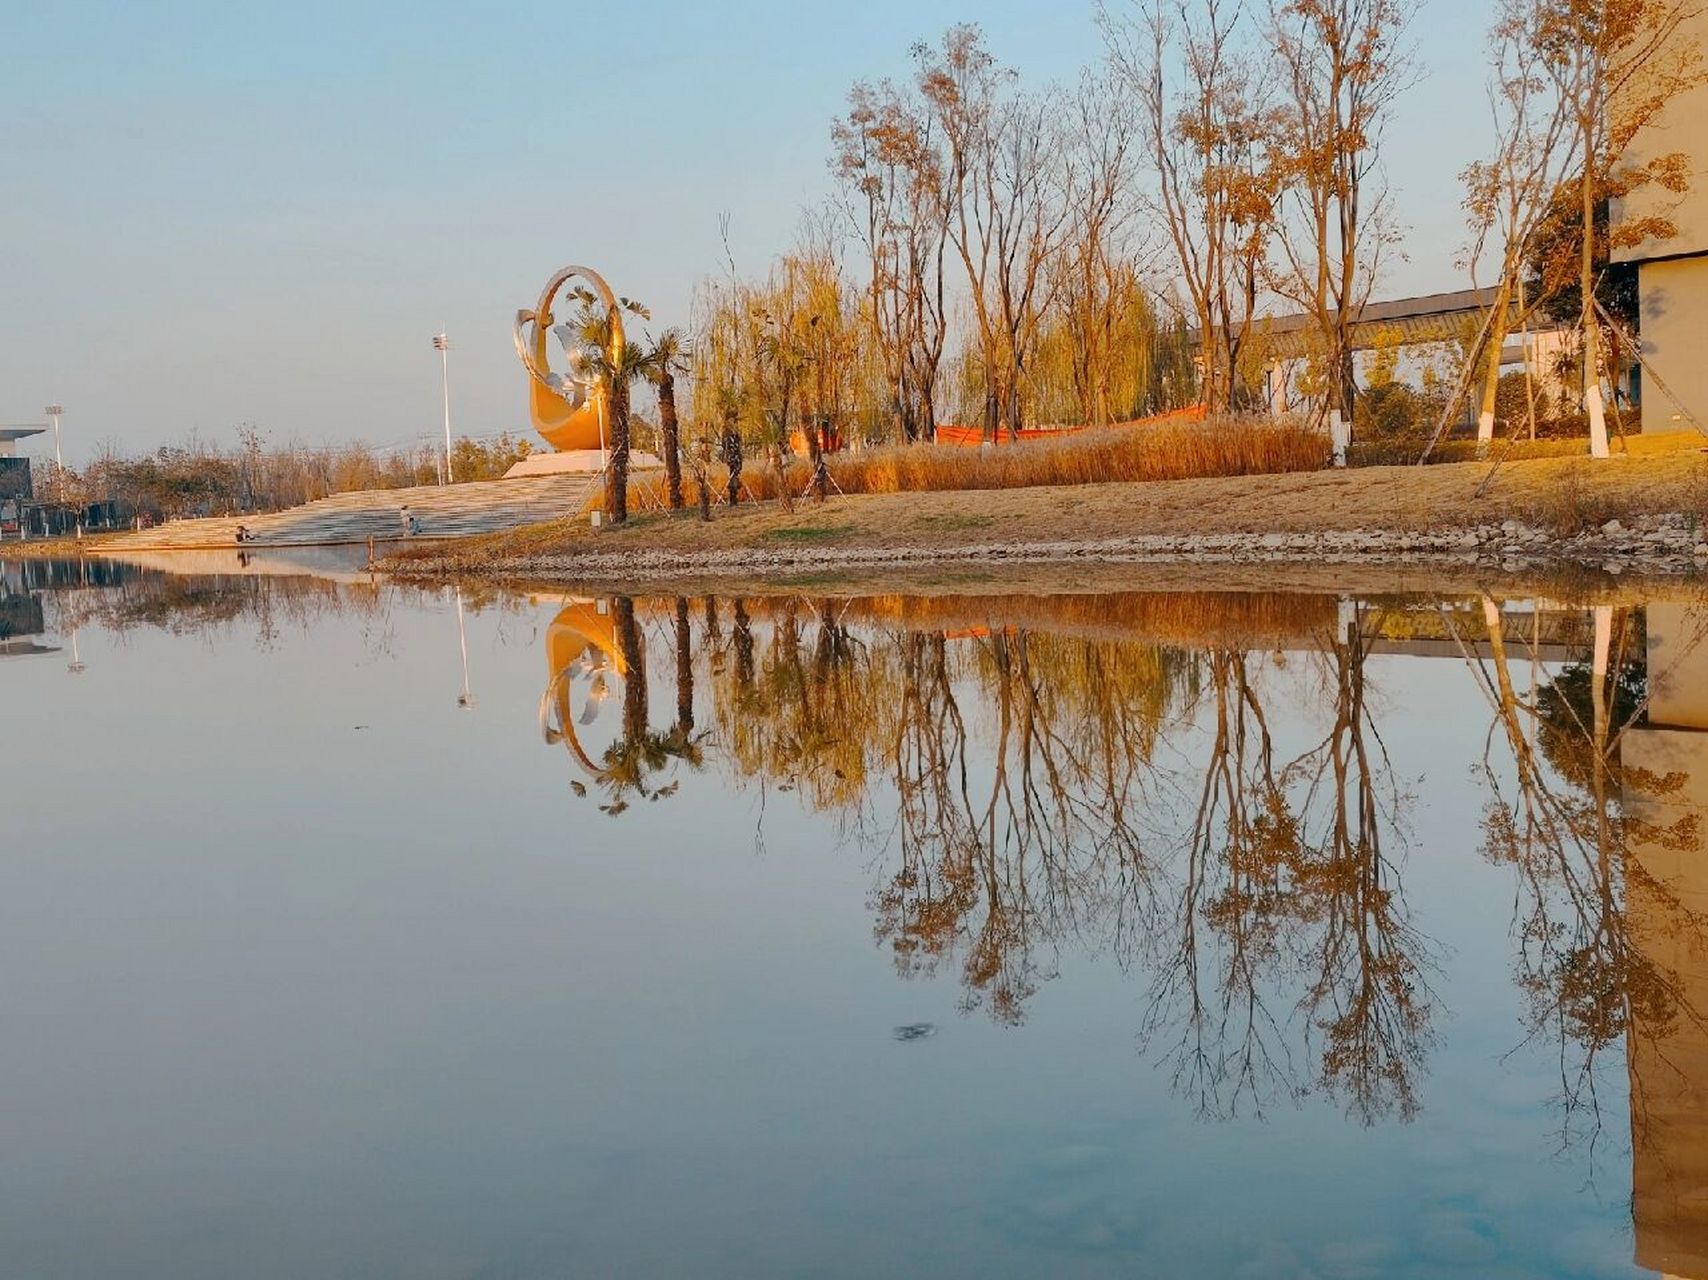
[{"x1": 98, "y1": 473, "x2": 599, "y2": 552}]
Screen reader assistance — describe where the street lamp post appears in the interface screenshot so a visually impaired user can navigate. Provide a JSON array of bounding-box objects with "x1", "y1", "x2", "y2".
[
  {"x1": 45, "y1": 405, "x2": 64, "y2": 501},
  {"x1": 433, "y1": 334, "x2": 453, "y2": 485}
]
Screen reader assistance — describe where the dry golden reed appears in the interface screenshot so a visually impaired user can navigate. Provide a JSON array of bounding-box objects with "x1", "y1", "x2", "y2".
[{"x1": 643, "y1": 416, "x2": 1329, "y2": 507}]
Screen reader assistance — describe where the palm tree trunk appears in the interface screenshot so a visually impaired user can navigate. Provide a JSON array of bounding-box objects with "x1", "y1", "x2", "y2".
[
  {"x1": 615, "y1": 595, "x2": 646, "y2": 740},
  {"x1": 659, "y1": 374, "x2": 684, "y2": 510},
  {"x1": 606, "y1": 378, "x2": 631, "y2": 525},
  {"x1": 674, "y1": 597, "x2": 694, "y2": 733}
]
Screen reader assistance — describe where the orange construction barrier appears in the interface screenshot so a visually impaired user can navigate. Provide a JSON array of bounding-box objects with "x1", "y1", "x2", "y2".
[
  {"x1": 934, "y1": 403, "x2": 1207, "y2": 447},
  {"x1": 787, "y1": 423, "x2": 845, "y2": 456}
]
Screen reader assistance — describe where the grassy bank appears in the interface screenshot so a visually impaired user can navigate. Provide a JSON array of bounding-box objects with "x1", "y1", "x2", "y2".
[
  {"x1": 0, "y1": 533, "x2": 120, "y2": 561},
  {"x1": 388, "y1": 448, "x2": 1708, "y2": 581}
]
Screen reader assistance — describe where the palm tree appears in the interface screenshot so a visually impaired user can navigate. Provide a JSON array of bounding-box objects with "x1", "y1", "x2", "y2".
[
  {"x1": 569, "y1": 292, "x2": 649, "y2": 525},
  {"x1": 643, "y1": 329, "x2": 691, "y2": 510}
]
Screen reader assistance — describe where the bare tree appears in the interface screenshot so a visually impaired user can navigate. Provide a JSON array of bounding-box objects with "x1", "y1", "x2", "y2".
[
  {"x1": 1460, "y1": 0, "x2": 1576, "y2": 448},
  {"x1": 1052, "y1": 70, "x2": 1149, "y2": 425},
  {"x1": 1266, "y1": 0, "x2": 1413, "y2": 446},
  {"x1": 918, "y1": 26, "x2": 1072, "y2": 441},
  {"x1": 833, "y1": 77, "x2": 953, "y2": 442},
  {"x1": 1104, "y1": 0, "x2": 1278, "y2": 414}
]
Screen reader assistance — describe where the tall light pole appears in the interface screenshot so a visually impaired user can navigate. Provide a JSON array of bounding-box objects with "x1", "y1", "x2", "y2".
[
  {"x1": 433, "y1": 334, "x2": 453, "y2": 485},
  {"x1": 45, "y1": 405, "x2": 64, "y2": 502}
]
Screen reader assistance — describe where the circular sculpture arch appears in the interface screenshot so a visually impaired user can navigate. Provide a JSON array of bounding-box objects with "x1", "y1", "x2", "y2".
[{"x1": 512, "y1": 264, "x2": 627, "y2": 453}]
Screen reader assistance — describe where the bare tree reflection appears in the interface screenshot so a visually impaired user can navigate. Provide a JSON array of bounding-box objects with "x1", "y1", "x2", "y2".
[
  {"x1": 1295, "y1": 615, "x2": 1431, "y2": 1123},
  {"x1": 563, "y1": 592, "x2": 1441, "y2": 1117},
  {"x1": 1149, "y1": 614, "x2": 1431, "y2": 1124}
]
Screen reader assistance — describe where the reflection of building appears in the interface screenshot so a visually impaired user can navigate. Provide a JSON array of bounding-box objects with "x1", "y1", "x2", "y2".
[
  {"x1": 1624, "y1": 604, "x2": 1708, "y2": 1277},
  {"x1": 0, "y1": 568, "x2": 50, "y2": 658},
  {"x1": 0, "y1": 588, "x2": 44, "y2": 644}
]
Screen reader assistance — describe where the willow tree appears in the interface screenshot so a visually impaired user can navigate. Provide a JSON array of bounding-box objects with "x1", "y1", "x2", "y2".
[
  {"x1": 789, "y1": 246, "x2": 862, "y2": 497},
  {"x1": 690, "y1": 277, "x2": 751, "y2": 505}
]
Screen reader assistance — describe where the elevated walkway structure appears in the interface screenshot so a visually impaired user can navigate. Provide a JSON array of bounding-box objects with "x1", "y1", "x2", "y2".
[
  {"x1": 94, "y1": 472, "x2": 601, "y2": 553},
  {"x1": 1249, "y1": 288, "x2": 1505, "y2": 361}
]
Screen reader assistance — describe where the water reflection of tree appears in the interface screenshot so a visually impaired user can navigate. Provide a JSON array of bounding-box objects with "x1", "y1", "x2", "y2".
[
  {"x1": 1152, "y1": 617, "x2": 1432, "y2": 1124},
  {"x1": 619, "y1": 594, "x2": 1435, "y2": 1119},
  {"x1": 878, "y1": 627, "x2": 1209, "y2": 1024},
  {"x1": 1454, "y1": 600, "x2": 1705, "y2": 1148},
  {"x1": 44, "y1": 569, "x2": 392, "y2": 650}
]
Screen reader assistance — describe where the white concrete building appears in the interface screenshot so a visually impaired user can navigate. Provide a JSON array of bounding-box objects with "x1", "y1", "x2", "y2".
[{"x1": 1613, "y1": 5, "x2": 1708, "y2": 433}]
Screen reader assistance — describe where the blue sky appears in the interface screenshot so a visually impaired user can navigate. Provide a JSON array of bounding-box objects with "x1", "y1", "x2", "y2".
[{"x1": 3, "y1": 0, "x2": 1492, "y2": 461}]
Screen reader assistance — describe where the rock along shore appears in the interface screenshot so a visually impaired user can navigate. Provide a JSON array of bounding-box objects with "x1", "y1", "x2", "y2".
[{"x1": 390, "y1": 512, "x2": 1708, "y2": 583}]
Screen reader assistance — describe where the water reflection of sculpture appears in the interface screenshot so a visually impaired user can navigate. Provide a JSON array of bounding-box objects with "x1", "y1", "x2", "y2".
[{"x1": 540, "y1": 597, "x2": 702, "y2": 814}]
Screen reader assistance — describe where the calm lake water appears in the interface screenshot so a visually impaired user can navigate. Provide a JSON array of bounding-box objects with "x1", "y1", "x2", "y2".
[{"x1": 5, "y1": 555, "x2": 1708, "y2": 1279}]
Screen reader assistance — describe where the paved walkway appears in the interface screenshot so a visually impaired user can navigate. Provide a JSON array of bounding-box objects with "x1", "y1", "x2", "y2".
[{"x1": 95, "y1": 473, "x2": 601, "y2": 553}]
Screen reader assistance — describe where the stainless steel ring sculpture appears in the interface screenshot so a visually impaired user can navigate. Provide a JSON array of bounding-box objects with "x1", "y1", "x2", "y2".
[{"x1": 513, "y1": 264, "x2": 626, "y2": 453}]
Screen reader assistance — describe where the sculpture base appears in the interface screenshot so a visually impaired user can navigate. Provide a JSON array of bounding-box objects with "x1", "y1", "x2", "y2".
[{"x1": 504, "y1": 450, "x2": 664, "y2": 479}]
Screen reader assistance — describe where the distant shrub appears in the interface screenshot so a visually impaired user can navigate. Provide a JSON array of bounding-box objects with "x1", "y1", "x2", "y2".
[
  {"x1": 1356, "y1": 381, "x2": 1439, "y2": 442},
  {"x1": 1494, "y1": 371, "x2": 1552, "y2": 428}
]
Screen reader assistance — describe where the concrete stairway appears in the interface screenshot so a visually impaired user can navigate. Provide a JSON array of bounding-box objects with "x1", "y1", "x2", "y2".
[{"x1": 96, "y1": 473, "x2": 601, "y2": 552}]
